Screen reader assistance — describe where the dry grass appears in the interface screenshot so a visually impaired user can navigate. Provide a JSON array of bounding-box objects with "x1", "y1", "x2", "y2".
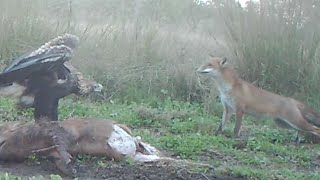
[
  {"x1": 0, "y1": 0, "x2": 230, "y2": 105},
  {"x1": 1, "y1": 0, "x2": 320, "y2": 108}
]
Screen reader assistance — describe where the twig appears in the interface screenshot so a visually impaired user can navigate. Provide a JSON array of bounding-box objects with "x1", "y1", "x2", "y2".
[
  {"x1": 201, "y1": 173, "x2": 212, "y2": 180},
  {"x1": 32, "y1": 145, "x2": 58, "y2": 153}
]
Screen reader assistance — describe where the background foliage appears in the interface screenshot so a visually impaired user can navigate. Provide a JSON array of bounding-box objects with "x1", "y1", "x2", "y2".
[
  {"x1": 1, "y1": 0, "x2": 319, "y2": 107},
  {"x1": 1, "y1": 1, "x2": 320, "y2": 179}
]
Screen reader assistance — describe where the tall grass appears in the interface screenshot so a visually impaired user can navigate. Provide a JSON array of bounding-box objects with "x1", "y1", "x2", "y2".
[
  {"x1": 220, "y1": 1, "x2": 320, "y2": 107},
  {"x1": 0, "y1": 0, "x2": 229, "y2": 108},
  {"x1": 1, "y1": 0, "x2": 320, "y2": 109}
]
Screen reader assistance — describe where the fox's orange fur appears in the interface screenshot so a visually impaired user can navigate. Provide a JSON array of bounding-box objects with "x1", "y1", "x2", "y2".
[{"x1": 197, "y1": 57, "x2": 320, "y2": 138}]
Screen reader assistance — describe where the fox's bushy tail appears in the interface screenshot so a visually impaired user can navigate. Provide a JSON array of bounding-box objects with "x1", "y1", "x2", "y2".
[
  {"x1": 298, "y1": 104, "x2": 320, "y2": 128},
  {"x1": 294, "y1": 102, "x2": 320, "y2": 141}
]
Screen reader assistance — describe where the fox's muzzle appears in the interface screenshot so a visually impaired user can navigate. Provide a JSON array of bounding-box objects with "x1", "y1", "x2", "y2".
[{"x1": 196, "y1": 67, "x2": 210, "y2": 74}]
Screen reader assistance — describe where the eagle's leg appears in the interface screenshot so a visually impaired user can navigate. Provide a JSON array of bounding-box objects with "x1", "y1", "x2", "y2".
[
  {"x1": 31, "y1": 70, "x2": 77, "y2": 176},
  {"x1": 34, "y1": 94, "x2": 76, "y2": 176},
  {"x1": 37, "y1": 121, "x2": 76, "y2": 176}
]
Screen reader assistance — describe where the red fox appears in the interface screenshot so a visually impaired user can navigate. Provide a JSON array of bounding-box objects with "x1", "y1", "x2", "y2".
[{"x1": 197, "y1": 57, "x2": 320, "y2": 139}]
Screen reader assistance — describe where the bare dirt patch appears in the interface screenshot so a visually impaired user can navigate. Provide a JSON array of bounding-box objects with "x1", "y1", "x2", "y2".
[{"x1": 0, "y1": 158, "x2": 244, "y2": 180}]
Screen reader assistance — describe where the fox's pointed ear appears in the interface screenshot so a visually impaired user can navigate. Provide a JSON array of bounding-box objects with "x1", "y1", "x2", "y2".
[{"x1": 220, "y1": 57, "x2": 228, "y2": 66}]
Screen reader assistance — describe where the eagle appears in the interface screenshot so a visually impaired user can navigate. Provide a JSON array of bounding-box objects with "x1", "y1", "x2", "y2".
[
  {"x1": 0, "y1": 34, "x2": 103, "y2": 175},
  {"x1": 0, "y1": 33, "x2": 103, "y2": 121}
]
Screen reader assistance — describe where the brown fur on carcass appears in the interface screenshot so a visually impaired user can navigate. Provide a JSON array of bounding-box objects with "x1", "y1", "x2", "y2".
[
  {"x1": 0, "y1": 118, "x2": 128, "y2": 161},
  {"x1": 0, "y1": 118, "x2": 216, "y2": 177},
  {"x1": 0, "y1": 118, "x2": 132, "y2": 175}
]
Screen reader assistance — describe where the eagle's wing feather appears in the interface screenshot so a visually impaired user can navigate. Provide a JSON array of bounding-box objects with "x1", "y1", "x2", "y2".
[
  {"x1": 3, "y1": 33, "x2": 79, "y2": 73},
  {"x1": 0, "y1": 45, "x2": 73, "y2": 86},
  {"x1": 0, "y1": 33, "x2": 79, "y2": 86},
  {"x1": 2, "y1": 50, "x2": 35, "y2": 72},
  {"x1": 0, "y1": 54, "x2": 65, "y2": 85},
  {"x1": 3, "y1": 45, "x2": 73, "y2": 73}
]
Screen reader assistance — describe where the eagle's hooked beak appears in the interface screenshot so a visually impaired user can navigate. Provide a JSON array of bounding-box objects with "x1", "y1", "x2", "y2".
[{"x1": 93, "y1": 83, "x2": 103, "y2": 92}]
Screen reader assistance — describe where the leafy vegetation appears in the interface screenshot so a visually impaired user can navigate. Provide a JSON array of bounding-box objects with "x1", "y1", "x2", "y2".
[
  {"x1": 1, "y1": 97, "x2": 320, "y2": 179},
  {"x1": 1, "y1": 0, "x2": 320, "y2": 179}
]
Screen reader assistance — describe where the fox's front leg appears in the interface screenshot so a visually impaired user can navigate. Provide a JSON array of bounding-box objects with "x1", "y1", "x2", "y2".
[
  {"x1": 215, "y1": 105, "x2": 232, "y2": 135},
  {"x1": 234, "y1": 110, "x2": 244, "y2": 137}
]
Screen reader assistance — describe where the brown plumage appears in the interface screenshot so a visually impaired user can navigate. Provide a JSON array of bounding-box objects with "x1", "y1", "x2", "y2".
[
  {"x1": 63, "y1": 61, "x2": 103, "y2": 96},
  {"x1": 0, "y1": 33, "x2": 103, "y2": 118},
  {"x1": 15, "y1": 61, "x2": 103, "y2": 110},
  {"x1": 0, "y1": 33, "x2": 103, "y2": 176}
]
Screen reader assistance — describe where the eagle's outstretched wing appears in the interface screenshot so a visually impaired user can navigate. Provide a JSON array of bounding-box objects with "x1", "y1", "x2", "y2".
[
  {"x1": 0, "y1": 52, "x2": 67, "y2": 85},
  {"x1": 0, "y1": 34, "x2": 79, "y2": 86}
]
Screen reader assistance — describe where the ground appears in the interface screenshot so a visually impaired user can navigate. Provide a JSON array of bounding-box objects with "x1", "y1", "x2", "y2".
[
  {"x1": 0, "y1": 158, "x2": 242, "y2": 180},
  {"x1": 0, "y1": 97, "x2": 320, "y2": 179}
]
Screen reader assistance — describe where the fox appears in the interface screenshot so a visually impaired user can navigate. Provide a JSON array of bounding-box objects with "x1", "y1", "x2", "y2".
[
  {"x1": 0, "y1": 117, "x2": 161, "y2": 176},
  {"x1": 196, "y1": 56, "x2": 320, "y2": 140}
]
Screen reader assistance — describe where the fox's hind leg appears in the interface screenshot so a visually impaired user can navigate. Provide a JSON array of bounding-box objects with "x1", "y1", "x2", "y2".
[
  {"x1": 277, "y1": 115, "x2": 320, "y2": 142},
  {"x1": 234, "y1": 110, "x2": 244, "y2": 137},
  {"x1": 274, "y1": 118, "x2": 294, "y2": 129},
  {"x1": 286, "y1": 114, "x2": 320, "y2": 138},
  {"x1": 215, "y1": 105, "x2": 233, "y2": 135},
  {"x1": 293, "y1": 131, "x2": 305, "y2": 144},
  {"x1": 274, "y1": 118, "x2": 304, "y2": 143}
]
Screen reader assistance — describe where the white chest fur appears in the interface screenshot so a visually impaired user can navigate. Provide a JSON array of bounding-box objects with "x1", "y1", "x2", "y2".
[{"x1": 216, "y1": 82, "x2": 236, "y2": 112}]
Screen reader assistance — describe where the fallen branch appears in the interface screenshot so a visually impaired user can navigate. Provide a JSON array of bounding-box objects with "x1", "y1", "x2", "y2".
[{"x1": 32, "y1": 145, "x2": 58, "y2": 154}]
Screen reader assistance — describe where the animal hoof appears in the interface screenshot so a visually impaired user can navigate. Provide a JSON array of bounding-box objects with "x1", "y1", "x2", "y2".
[
  {"x1": 293, "y1": 136, "x2": 305, "y2": 144},
  {"x1": 55, "y1": 159, "x2": 77, "y2": 177},
  {"x1": 71, "y1": 168, "x2": 77, "y2": 177}
]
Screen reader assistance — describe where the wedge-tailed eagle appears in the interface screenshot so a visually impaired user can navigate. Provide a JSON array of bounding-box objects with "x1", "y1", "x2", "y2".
[{"x1": 0, "y1": 34, "x2": 103, "y2": 121}]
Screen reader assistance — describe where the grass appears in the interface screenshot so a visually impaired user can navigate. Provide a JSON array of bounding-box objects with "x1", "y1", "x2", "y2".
[
  {"x1": 0, "y1": 1, "x2": 320, "y2": 179},
  {"x1": 0, "y1": 96, "x2": 320, "y2": 179}
]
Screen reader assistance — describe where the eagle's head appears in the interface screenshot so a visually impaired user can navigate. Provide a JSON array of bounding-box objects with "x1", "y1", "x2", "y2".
[
  {"x1": 63, "y1": 62, "x2": 103, "y2": 96},
  {"x1": 76, "y1": 77, "x2": 103, "y2": 96}
]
